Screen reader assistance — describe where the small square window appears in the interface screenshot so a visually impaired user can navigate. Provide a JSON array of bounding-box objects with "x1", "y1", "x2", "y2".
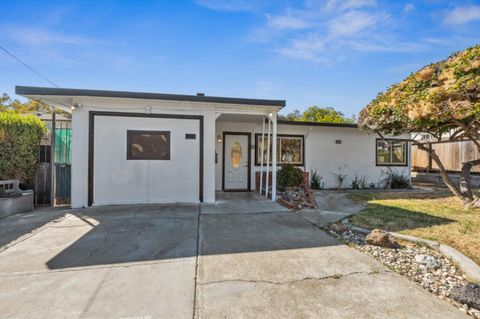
[
  {"x1": 127, "y1": 130, "x2": 170, "y2": 160},
  {"x1": 376, "y1": 139, "x2": 407, "y2": 166}
]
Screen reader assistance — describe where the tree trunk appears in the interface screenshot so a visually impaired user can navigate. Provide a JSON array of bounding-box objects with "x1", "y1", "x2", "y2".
[
  {"x1": 459, "y1": 159, "x2": 480, "y2": 201},
  {"x1": 416, "y1": 143, "x2": 465, "y2": 200},
  {"x1": 472, "y1": 197, "x2": 480, "y2": 208}
]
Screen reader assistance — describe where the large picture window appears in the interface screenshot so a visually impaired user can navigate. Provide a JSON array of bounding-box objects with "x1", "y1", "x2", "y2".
[
  {"x1": 255, "y1": 134, "x2": 304, "y2": 166},
  {"x1": 127, "y1": 130, "x2": 170, "y2": 160},
  {"x1": 376, "y1": 139, "x2": 408, "y2": 166}
]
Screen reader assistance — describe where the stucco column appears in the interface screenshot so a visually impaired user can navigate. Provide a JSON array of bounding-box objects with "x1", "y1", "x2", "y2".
[{"x1": 271, "y1": 112, "x2": 277, "y2": 201}]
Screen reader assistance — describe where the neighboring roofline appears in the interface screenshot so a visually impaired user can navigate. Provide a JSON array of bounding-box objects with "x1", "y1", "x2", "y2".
[
  {"x1": 15, "y1": 86, "x2": 286, "y2": 108},
  {"x1": 278, "y1": 120, "x2": 358, "y2": 128}
]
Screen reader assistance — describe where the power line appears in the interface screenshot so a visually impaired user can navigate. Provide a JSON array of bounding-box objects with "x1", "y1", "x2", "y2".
[{"x1": 0, "y1": 45, "x2": 59, "y2": 88}]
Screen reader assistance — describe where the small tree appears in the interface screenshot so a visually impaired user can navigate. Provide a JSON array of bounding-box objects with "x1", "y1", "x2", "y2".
[
  {"x1": 300, "y1": 106, "x2": 354, "y2": 123},
  {"x1": 0, "y1": 112, "x2": 46, "y2": 187},
  {"x1": 359, "y1": 45, "x2": 480, "y2": 207}
]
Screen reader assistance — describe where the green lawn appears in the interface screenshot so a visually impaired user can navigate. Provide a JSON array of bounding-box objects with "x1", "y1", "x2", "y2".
[{"x1": 348, "y1": 190, "x2": 480, "y2": 265}]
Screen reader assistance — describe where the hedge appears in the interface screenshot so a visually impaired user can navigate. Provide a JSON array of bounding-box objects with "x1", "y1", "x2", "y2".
[{"x1": 0, "y1": 112, "x2": 46, "y2": 187}]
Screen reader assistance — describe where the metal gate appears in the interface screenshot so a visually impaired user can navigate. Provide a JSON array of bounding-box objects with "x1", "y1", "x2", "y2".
[
  {"x1": 54, "y1": 126, "x2": 71, "y2": 205},
  {"x1": 35, "y1": 114, "x2": 71, "y2": 206}
]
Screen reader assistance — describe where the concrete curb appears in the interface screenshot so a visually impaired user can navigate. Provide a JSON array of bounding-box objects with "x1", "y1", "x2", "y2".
[{"x1": 340, "y1": 218, "x2": 480, "y2": 283}]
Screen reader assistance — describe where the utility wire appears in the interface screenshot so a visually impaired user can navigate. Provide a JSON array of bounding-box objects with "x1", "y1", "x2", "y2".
[{"x1": 0, "y1": 45, "x2": 59, "y2": 88}]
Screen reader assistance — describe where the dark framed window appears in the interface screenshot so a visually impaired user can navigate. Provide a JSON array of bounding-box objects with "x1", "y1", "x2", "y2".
[
  {"x1": 376, "y1": 139, "x2": 408, "y2": 166},
  {"x1": 254, "y1": 134, "x2": 304, "y2": 166},
  {"x1": 127, "y1": 130, "x2": 170, "y2": 160}
]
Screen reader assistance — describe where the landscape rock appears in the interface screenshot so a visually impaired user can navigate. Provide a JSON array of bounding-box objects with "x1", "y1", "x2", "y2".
[
  {"x1": 328, "y1": 227, "x2": 474, "y2": 317},
  {"x1": 329, "y1": 223, "x2": 348, "y2": 233},
  {"x1": 450, "y1": 283, "x2": 480, "y2": 310},
  {"x1": 365, "y1": 229, "x2": 400, "y2": 248},
  {"x1": 415, "y1": 254, "x2": 441, "y2": 269},
  {"x1": 278, "y1": 186, "x2": 316, "y2": 210}
]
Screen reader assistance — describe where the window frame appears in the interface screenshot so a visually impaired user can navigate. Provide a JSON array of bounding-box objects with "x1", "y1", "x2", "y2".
[
  {"x1": 254, "y1": 133, "x2": 305, "y2": 167},
  {"x1": 375, "y1": 138, "x2": 409, "y2": 167},
  {"x1": 126, "y1": 130, "x2": 171, "y2": 160}
]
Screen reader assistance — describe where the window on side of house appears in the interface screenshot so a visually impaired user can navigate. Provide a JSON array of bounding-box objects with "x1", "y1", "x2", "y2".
[
  {"x1": 255, "y1": 134, "x2": 304, "y2": 166},
  {"x1": 127, "y1": 130, "x2": 170, "y2": 160},
  {"x1": 376, "y1": 139, "x2": 407, "y2": 166}
]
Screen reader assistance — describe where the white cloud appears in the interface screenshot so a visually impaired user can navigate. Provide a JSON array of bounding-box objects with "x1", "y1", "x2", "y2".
[
  {"x1": 444, "y1": 5, "x2": 480, "y2": 25},
  {"x1": 328, "y1": 11, "x2": 386, "y2": 37},
  {"x1": 277, "y1": 36, "x2": 325, "y2": 61},
  {"x1": 202, "y1": 0, "x2": 467, "y2": 64},
  {"x1": 324, "y1": 0, "x2": 377, "y2": 12},
  {"x1": 403, "y1": 3, "x2": 415, "y2": 13},
  {"x1": 266, "y1": 14, "x2": 310, "y2": 30}
]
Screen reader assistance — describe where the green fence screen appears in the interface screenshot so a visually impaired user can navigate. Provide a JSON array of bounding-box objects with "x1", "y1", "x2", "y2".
[{"x1": 55, "y1": 128, "x2": 72, "y2": 164}]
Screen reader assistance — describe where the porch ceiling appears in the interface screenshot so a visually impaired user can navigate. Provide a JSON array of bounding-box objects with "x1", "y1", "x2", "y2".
[{"x1": 216, "y1": 113, "x2": 267, "y2": 123}]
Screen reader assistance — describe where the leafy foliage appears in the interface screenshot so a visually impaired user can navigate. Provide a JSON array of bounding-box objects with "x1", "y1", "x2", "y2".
[
  {"x1": 381, "y1": 168, "x2": 411, "y2": 189},
  {"x1": 310, "y1": 170, "x2": 325, "y2": 189},
  {"x1": 0, "y1": 112, "x2": 47, "y2": 187},
  {"x1": 279, "y1": 106, "x2": 355, "y2": 123},
  {"x1": 351, "y1": 172, "x2": 368, "y2": 189},
  {"x1": 332, "y1": 164, "x2": 348, "y2": 188},
  {"x1": 359, "y1": 45, "x2": 480, "y2": 137},
  {"x1": 0, "y1": 93, "x2": 71, "y2": 118},
  {"x1": 0, "y1": 93, "x2": 52, "y2": 114},
  {"x1": 359, "y1": 45, "x2": 480, "y2": 206},
  {"x1": 300, "y1": 106, "x2": 355, "y2": 123},
  {"x1": 277, "y1": 164, "x2": 304, "y2": 188}
]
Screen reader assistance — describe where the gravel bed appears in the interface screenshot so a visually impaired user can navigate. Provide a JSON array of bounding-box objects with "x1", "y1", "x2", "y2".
[{"x1": 329, "y1": 228, "x2": 480, "y2": 318}]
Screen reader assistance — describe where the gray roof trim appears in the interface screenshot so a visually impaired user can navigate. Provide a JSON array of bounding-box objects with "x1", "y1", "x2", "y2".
[
  {"x1": 15, "y1": 86, "x2": 286, "y2": 107},
  {"x1": 278, "y1": 120, "x2": 358, "y2": 128}
]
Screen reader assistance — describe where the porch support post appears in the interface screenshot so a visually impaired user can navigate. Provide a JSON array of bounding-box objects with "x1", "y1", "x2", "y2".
[
  {"x1": 265, "y1": 118, "x2": 271, "y2": 198},
  {"x1": 271, "y1": 113, "x2": 277, "y2": 201},
  {"x1": 259, "y1": 119, "x2": 265, "y2": 195}
]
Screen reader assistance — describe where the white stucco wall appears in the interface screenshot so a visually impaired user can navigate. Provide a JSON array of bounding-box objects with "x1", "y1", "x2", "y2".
[
  {"x1": 215, "y1": 122, "x2": 411, "y2": 190},
  {"x1": 71, "y1": 97, "x2": 219, "y2": 208},
  {"x1": 70, "y1": 96, "x2": 275, "y2": 208}
]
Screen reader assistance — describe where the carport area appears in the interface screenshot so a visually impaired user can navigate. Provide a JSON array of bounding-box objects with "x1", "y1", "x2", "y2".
[{"x1": 0, "y1": 194, "x2": 466, "y2": 318}]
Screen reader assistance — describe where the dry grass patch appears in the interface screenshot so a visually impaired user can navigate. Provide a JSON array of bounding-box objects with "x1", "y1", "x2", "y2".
[{"x1": 349, "y1": 190, "x2": 480, "y2": 265}]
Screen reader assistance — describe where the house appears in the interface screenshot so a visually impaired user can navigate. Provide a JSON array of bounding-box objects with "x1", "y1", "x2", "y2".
[{"x1": 16, "y1": 86, "x2": 411, "y2": 208}]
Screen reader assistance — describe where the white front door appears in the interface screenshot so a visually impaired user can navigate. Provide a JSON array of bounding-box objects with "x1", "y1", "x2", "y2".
[{"x1": 224, "y1": 133, "x2": 249, "y2": 190}]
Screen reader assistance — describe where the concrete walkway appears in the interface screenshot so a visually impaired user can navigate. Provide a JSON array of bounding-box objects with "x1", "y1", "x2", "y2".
[{"x1": 0, "y1": 194, "x2": 468, "y2": 318}]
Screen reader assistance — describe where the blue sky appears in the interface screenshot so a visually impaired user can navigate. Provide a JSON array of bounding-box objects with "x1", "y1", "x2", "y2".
[{"x1": 1, "y1": 0, "x2": 479, "y2": 117}]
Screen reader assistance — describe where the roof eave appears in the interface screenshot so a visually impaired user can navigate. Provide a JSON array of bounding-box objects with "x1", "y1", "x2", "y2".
[{"x1": 15, "y1": 86, "x2": 286, "y2": 108}]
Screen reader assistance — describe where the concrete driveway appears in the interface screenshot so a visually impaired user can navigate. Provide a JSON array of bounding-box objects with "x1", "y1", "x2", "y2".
[{"x1": 0, "y1": 196, "x2": 467, "y2": 318}]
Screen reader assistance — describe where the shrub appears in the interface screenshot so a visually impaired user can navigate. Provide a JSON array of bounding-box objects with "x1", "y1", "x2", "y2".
[
  {"x1": 381, "y1": 168, "x2": 411, "y2": 189},
  {"x1": 332, "y1": 164, "x2": 348, "y2": 188},
  {"x1": 310, "y1": 170, "x2": 325, "y2": 190},
  {"x1": 0, "y1": 112, "x2": 46, "y2": 187},
  {"x1": 277, "y1": 164, "x2": 304, "y2": 188},
  {"x1": 351, "y1": 172, "x2": 368, "y2": 189}
]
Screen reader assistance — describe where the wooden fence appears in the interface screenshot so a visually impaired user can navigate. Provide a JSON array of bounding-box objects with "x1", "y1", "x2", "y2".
[{"x1": 412, "y1": 140, "x2": 480, "y2": 173}]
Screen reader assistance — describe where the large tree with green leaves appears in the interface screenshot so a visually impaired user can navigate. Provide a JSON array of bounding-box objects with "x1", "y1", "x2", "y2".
[
  {"x1": 359, "y1": 45, "x2": 480, "y2": 207},
  {"x1": 0, "y1": 93, "x2": 53, "y2": 114},
  {"x1": 280, "y1": 106, "x2": 355, "y2": 123}
]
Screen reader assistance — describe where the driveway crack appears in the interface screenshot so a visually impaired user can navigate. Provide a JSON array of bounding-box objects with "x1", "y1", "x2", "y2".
[
  {"x1": 192, "y1": 204, "x2": 201, "y2": 319},
  {"x1": 197, "y1": 270, "x2": 391, "y2": 286}
]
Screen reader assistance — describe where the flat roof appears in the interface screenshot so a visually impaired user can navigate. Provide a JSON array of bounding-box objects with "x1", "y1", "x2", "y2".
[
  {"x1": 15, "y1": 86, "x2": 286, "y2": 107},
  {"x1": 278, "y1": 120, "x2": 358, "y2": 128}
]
